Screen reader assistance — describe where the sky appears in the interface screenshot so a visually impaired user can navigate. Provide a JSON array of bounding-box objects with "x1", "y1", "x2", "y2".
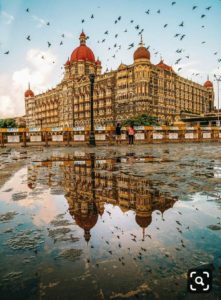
[{"x1": 0, "y1": 0, "x2": 221, "y2": 118}]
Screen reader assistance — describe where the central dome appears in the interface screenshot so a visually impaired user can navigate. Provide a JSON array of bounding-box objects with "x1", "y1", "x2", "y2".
[
  {"x1": 70, "y1": 31, "x2": 95, "y2": 63},
  {"x1": 134, "y1": 35, "x2": 150, "y2": 61},
  {"x1": 134, "y1": 46, "x2": 150, "y2": 60}
]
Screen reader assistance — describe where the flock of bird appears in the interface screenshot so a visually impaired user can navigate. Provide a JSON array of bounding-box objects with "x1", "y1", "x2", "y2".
[
  {"x1": 1, "y1": 2, "x2": 221, "y2": 80},
  {"x1": 82, "y1": 205, "x2": 221, "y2": 276}
]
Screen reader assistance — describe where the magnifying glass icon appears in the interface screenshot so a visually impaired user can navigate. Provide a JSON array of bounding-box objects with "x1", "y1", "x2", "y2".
[{"x1": 195, "y1": 276, "x2": 204, "y2": 286}]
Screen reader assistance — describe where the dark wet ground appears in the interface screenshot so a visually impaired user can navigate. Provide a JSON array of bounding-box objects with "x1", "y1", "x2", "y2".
[{"x1": 0, "y1": 144, "x2": 220, "y2": 300}]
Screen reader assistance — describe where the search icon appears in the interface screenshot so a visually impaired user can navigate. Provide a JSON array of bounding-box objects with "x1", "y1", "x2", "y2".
[{"x1": 195, "y1": 276, "x2": 204, "y2": 286}]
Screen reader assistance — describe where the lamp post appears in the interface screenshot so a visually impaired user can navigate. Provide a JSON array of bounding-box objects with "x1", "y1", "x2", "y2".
[
  {"x1": 89, "y1": 73, "x2": 96, "y2": 146},
  {"x1": 214, "y1": 75, "x2": 221, "y2": 126}
]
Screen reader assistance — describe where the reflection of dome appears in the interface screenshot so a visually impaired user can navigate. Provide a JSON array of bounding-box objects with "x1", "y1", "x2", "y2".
[
  {"x1": 204, "y1": 80, "x2": 213, "y2": 88},
  {"x1": 70, "y1": 31, "x2": 95, "y2": 63},
  {"x1": 135, "y1": 214, "x2": 152, "y2": 229},
  {"x1": 74, "y1": 209, "x2": 98, "y2": 242},
  {"x1": 28, "y1": 182, "x2": 35, "y2": 189}
]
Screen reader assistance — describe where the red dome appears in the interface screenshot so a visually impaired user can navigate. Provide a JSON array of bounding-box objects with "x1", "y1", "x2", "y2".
[
  {"x1": 70, "y1": 32, "x2": 95, "y2": 63},
  {"x1": 25, "y1": 89, "x2": 34, "y2": 97},
  {"x1": 134, "y1": 46, "x2": 150, "y2": 60},
  {"x1": 157, "y1": 59, "x2": 173, "y2": 71},
  {"x1": 74, "y1": 213, "x2": 98, "y2": 231},
  {"x1": 204, "y1": 80, "x2": 213, "y2": 88}
]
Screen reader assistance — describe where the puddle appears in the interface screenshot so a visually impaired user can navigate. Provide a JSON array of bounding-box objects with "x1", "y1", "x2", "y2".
[{"x1": 0, "y1": 144, "x2": 221, "y2": 299}]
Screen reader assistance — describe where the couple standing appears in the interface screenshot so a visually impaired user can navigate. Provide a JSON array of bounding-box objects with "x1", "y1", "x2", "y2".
[{"x1": 115, "y1": 123, "x2": 135, "y2": 145}]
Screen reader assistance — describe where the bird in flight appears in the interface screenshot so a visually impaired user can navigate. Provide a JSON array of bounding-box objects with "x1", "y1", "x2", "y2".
[
  {"x1": 201, "y1": 14, "x2": 206, "y2": 18},
  {"x1": 192, "y1": 6, "x2": 197, "y2": 10},
  {"x1": 179, "y1": 21, "x2": 184, "y2": 27},
  {"x1": 145, "y1": 10, "x2": 150, "y2": 14},
  {"x1": 47, "y1": 41, "x2": 51, "y2": 47},
  {"x1": 46, "y1": 22, "x2": 50, "y2": 26},
  {"x1": 206, "y1": 6, "x2": 212, "y2": 10},
  {"x1": 60, "y1": 41, "x2": 63, "y2": 45},
  {"x1": 171, "y1": 1, "x2": 176, "y2": 5},
  {"x1": 26, "y1": 8, "x2": 29, "y2": 13},
  {"x1": 164, "y1": 24, "x2": 168, "y2": 28},
  {"x1": 26, "y1": 35, "x2": 31, "y2": 41},
  {"x1": 180, "y1": 34, "x2": 186, "y2": 40},
  {"x1": 4, "y1": 51, "x2": 9, "y2": 55},
  {"x1": 157, "y1": 9, "x2": 161, "y2": 14},
  {"x1": 91, "y1": 14, "x2": 94, "y2": 19},
  {"x1": 128, "y1": 43, "x2": 134, "y2": 49},
  {"x1": 81, "y1": 19, "x2": 85, "y2": 23}
]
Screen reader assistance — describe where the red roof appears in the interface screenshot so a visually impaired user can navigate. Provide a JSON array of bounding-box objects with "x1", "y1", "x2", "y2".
[
  {"x1": 96, "y1": 59, "x2": 101, "y2": 65},
  {"x1": 70, "y1": 32, "x2": 95, "y2": 63},
  {"x1": 157, "y1": 59, "x2": 173, "y2": 71},
  {"x1": 25, "y1": 89, "x2": 34, "y2": 97},
  {"x1": 134, "y1": 46, "x2": 150, "y2": 60},
  {"x1": 204, "y1": 80, "x2": 213, "y2": 88}
]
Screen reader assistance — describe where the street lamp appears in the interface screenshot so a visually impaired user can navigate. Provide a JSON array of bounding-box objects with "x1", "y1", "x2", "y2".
[
  {"x1": 214, "y1": 74, "x2": 221, "y2": 126},
  {"x1": 89, "y1": 73, "x2": 96, "y2": 146}
]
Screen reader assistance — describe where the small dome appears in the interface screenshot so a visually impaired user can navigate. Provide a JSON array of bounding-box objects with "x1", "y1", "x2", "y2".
[
  {"x1": 157, "y1": 59, "x2": 173, "y2": 71},
  {"x1": 70, "y1": 31, "x2": 95, "y2": 63},
  {"x1": 24, "y1": 85, "x2": 34, "y2": 98},
  {"x1": 96, "y1": 58, "x2": 101, "y2": 66},
  {"x1": 204, "y1": 80, "x2": 213, "y2": 88}
]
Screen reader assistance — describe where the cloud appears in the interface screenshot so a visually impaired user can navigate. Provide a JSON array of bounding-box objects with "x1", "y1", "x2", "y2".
[
  {"x1": 0, "y1": 48, "x2": 57, "y2": 118},
  {"x1": 1, "y1": 11, "x2": 14, "y2": 25},
  {"x1": 31, "y1": 15, "x2": 47, "y2": 28}
]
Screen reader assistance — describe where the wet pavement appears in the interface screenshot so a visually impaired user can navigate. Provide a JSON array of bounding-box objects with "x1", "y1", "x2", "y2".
[{"x1": 0, "y1": 144, "x2": 220, "y2": 300}]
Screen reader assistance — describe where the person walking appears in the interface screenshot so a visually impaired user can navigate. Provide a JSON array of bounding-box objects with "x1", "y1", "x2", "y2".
[
  {"x1": 128, "y1": 125, "x2": 135, "y2": 145},
  {"x1": 115, "y1": 123, "x2": 122, "y2": 144}
]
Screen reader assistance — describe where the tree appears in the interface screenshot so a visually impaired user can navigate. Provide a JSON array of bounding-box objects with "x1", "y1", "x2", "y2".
[
  {"x1": 122, "y1": 114, "x2": 159, "y2": 126},
  {"x1": 0, "y1": 119, "x2": 17, "y2": 128}
]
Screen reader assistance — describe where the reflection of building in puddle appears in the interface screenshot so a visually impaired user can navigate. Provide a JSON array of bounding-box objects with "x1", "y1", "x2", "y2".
[{"x1": 27, "y1": 153, "x2": 177, "y2": 241}]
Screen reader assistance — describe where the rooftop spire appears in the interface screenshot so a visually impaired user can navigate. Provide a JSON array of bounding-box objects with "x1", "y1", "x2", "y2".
[
  {"x1": 79, "y1": 30, "x2": 86, "y2": 45},
  {"x1": 28, "y1": 82, "x2": 30, "y2": 90},
  {"x1": 139, "y1": 34, "x2": 144, "y2": 46}
]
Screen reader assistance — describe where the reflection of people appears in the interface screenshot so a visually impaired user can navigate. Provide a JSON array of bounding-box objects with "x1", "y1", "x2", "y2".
[
  {"x1": 128, "y1": 125, "x2": 135, "y2": 145},
  {"x1": 115, "y1": 123, "x2": 122, "y2": 144}
]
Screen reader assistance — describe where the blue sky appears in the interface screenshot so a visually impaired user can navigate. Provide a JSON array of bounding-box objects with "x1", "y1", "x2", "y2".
[{"x1": 0, "y1": 0, "x2": 221, "y2": 117}]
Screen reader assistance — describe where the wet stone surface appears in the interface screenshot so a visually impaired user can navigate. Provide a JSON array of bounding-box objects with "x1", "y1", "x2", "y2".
[{"x1": 0, "y1": 144, "x2": 220, "y2": 299}]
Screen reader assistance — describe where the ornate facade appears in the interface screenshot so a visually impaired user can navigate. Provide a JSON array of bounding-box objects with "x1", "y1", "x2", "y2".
[{"x1": 25, "y1": 31, "x2": 214, "y2": 128}]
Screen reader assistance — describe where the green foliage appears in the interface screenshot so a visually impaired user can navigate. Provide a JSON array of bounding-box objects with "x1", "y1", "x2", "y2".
[
  {"x1": 122, "y1": 114, "x2": 159, "y2": 126},
  {"x1": 0, "y1": 119, "x2": 17, "y2": 128}
]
